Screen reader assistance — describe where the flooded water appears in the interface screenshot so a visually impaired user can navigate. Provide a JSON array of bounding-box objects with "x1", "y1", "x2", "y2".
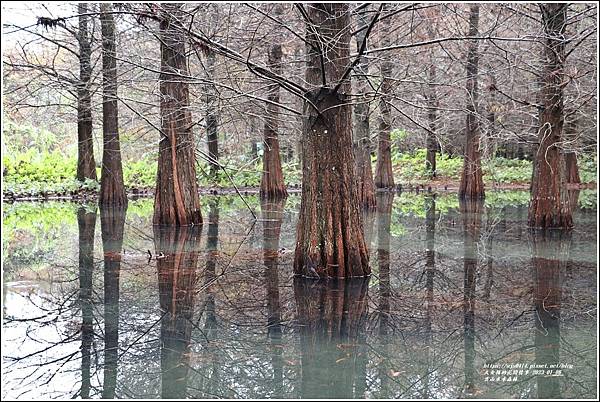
[{"x1": 1, "y1": 190, "x2": 597, "y2": 399}]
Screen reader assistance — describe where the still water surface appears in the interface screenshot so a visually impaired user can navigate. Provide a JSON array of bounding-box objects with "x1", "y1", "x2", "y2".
[{"x1": 2, "y1": 190, "x2": 597, "y2": 399}]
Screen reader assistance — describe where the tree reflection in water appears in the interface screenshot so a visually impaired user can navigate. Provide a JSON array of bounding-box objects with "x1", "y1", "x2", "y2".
[
  {"x1": 459, "y1": 198, "x2": 483, "y2": 397},
  {"x1": 2, "y1": 193, "x2": 597, "y2": 399},
  {"x1": 531, "y1": 229, "x2": 570, "y2": 399},
  {"x1": 155, "y1": 224, "x2": 201, "y2": 399},
  {"x1": 77, "y1": 206, "x2": 97, "y2": 399},
  {"x1": 100, "y1": 205, "x2": 127, "y2": 399},
  {"x1": 261, "y1": 198, "x2": 286, "y2": 398},
  {"x1": 294, "y1": 278, "x2": 369, "y2": 399}
]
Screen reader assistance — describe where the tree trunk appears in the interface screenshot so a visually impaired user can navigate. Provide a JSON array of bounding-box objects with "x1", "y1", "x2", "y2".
[
  {"x1": 565, "y1": 152, "x2": 580, "y2": 184},
  {"x1": 293, "y1": 3, "x2": 369, "y2": 278},
  {"x1": 99, "y1": 4, "x2": 127, "y2": 206},
  {"x1": 375, "y1": 7, "x2": 395, "y2": 189},
  {"x1": 425, "y1": 9, "x2": 439, "y2": 178},
  {"x1": 100, "y1": 205, "x2": 126, "y2": 399},
  {"x1": 425, "y1": 60, "x2": 438, "y2": 177},
  {"x1": 77, "y1": 205, "x2": 96, "y2": 399},
  {"x1": 77, "y1": 3, "x2": 97, "y2": 183},
  {"x1": 528, "y1": 4, "x2": 573, "y2": 228},
  {"x1": 155, "y1": 225, "x2": 200, "y2": 399},
  {"x1": 458, "y1": 4, "x2": 485, "y2": 199},
  {"x1": 459, "y1": 198, "x2": 482, "y2": 396},
  {"x1": 206, "y1": 49, "x2": 219, "y2": 178},
  {"x1": 260, "y1": 4, "x2": 287, "y2": 199},
  {"x1": 353, "y1": 6, "x2": 376, "y2": 209},
  {"x1": 294, "y1": 277, "x2": 369, "y2": 399},
  {"x1": 154, "y1": 4, "x2": 202, "y2": 226}
]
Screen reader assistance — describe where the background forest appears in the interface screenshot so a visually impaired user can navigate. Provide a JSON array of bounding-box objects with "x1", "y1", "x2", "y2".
[{"x1": 2, "y1": 2, "x2": 596, "y2": 197}]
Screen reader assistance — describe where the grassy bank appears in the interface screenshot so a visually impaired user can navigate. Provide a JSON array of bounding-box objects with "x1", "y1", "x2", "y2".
[{"x1": 2, "y1": 148, "x2": 596, "y2": 199}]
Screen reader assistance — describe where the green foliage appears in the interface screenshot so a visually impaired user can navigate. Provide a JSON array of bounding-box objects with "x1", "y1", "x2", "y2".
[
  {"x1": 123, "y1": 157, "x2": 157, "y2": 189},
  {"x1": 579, "y1": 154, "x2": 597, "y2": 183},
  {"x1": 483, "y1": 157, "x2": 531, "y2": 183},
  {"x1": 577, "y1": 189, "x2": 597, "y2": 210}
]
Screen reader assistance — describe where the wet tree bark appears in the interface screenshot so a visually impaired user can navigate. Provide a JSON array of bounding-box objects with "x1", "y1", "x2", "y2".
[
  {"x1": 261, "y1": 198, "x2": 285, "y2": 397},
  {"x1": 353, "y1": 6, "x2": 376, "y2": 209},
  {"x1": 528, "y1": 4, "x2": 573, "y2": 228},
  {"x1": 155, "y1": 226, "x2": 201, "y2": 399},
  {"x1": 375, "y1": 6, "x2": 395, "y2": 189},
  {"x1": 459, "y1": 4, "x2": 485, "y2": 199},
  {"x1": 294, "y1": 278, "x2": 369, "y2": 399},
  {"x1": 100, "y1": 205, "x2": 127, "y2": 399},
  {"x1": 99, "y1": 4, "x2": 127, "y2": 207},
  {"x1": 459, "y1": 198, "x2": 483, "y2": 396},
  {"x1": 260, "y1": 4, "x2": 287, "y2": 199},
  {"x1": 293, "y1": 3, "x2": 369, "y2": 278},
  {"x1": 77, "y1": 206, "x2": 96, "y2": 399},
  {"x1": 530, "y1": 229, "x2": 570, "y2": 399},
  {"x1": 154, "y1": 4, "x2": 202, "y2": 226},
  {"x1": 76, "y1": 3, "x2": 97, "y2": 183}
]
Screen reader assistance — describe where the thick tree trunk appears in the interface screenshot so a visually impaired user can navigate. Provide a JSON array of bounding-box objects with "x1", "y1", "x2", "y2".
[
  {"x1": 100, "y1": 205, "x2": 126, "y2": 399},
  {"x1": 77, "y1": 206, "x2": 96, "y2": 399},
  {"x1": 77, "y1": 4, "x2": 97, "y2": 183},
  {"x1": 459, "y1": 198, "x2": 482, "y2": 396},
  {"x1": 261, "y1": 198, "x2": 285, "y2": 397},
  {"x1": 154, "y1": 4, "x2": 202, "y2": 226},
  {"x1": 293, "y1": 4, "x2": 369, "y2": 278},
  {"x1": 565, "y1": 152, "x2": 581, "y2": 184},
  {"x1": 155, "y1": 226, "x2": 200, "y2": 399},
  {"x1": 294, "y1": 277, "x2": 369, "y2": 399},
  {"x1": 375, "y1": 7, "x2": 395, "y2": 189},
  {"x1": 99, "y1": 4, "x2": 127, "y2": 206},
  {"x1": 353, "y1": 7, "x2": 376, "y2": 209},
  {"x1": 530, "y1": 230, "x2": 569, "y2": 399},
  {"x1": 459, "y1": 4, "x2": 485, "y2": 199},
  {"x1": 528, "y1": 4, "x2": 573, "y2": 228},
  {"x1": 260, "y1": 4, "x2": 287, "y2": 199}
]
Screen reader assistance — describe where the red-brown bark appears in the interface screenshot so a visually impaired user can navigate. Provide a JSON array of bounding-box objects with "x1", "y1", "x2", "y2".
[
  {"x1": 375, "y1": 6, "x2": 395, "y2": 189},
  {"x1": 528, "y1": 4, "x2": 573, "y2": 229},
  {"x1": 293, "y1": 4, "x2": 369, "y2": 278},
  {"x1": 260, "y1": 5, "x2": 287, "y2": 199},
  {"x1": 565, "y1": 152, "x2": 581, "y2": 184},
  {"x1": 99, "y1": 4, "x2": 127, "y2": 207},
  {"x1": 154, "y1": 4, "x2": 202, "y2": 226},
  {"x1": 353, "y1": 7, "x2": 376, "y2": 208},
  {"x1": 76, "y1": 3, "x2": 97, "y2": 183},
  {"x1": 459, "y1": 4, "x2": 485, "y2": 200}
]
